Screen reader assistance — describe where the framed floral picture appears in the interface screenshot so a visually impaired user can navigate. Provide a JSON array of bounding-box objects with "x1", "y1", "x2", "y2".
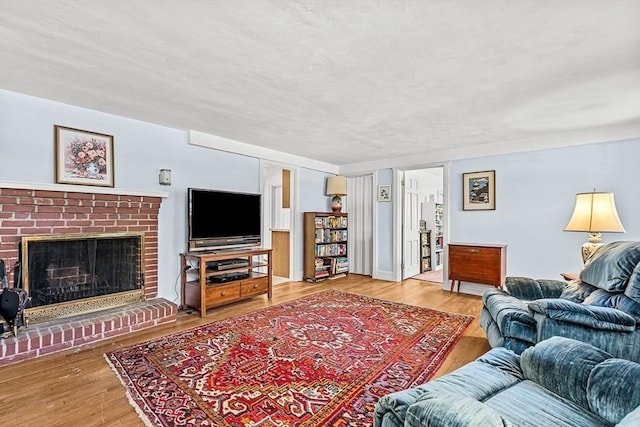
[
  {"x1": 463, "y1": 170, "x2": 495, "y2": 210},
  {"x1": 54, "y1": 125, "x2": 114, "y2": 187}
]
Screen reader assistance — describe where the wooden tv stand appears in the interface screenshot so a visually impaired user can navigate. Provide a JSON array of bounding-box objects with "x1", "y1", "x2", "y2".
[{"x1": 180, "y1": 248, "x2": 272, "y2": 317}]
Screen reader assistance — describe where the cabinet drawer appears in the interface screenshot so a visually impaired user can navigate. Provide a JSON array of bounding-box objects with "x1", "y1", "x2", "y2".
[
  {"x1": 241, "y1": 276, "x2": 269, "y2": 296},
  {"x1": 206, "y1": 283, "x2": 241, "y2": 305}
]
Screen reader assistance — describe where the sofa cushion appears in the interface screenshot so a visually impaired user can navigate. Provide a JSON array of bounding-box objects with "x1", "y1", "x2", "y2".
[
  {"x1": 580, "y1": 241, "x2": 640, "y2": 292},
  {"x1": 505, "y1": 277, "x2": 566, "y2": 300},
  {"x1": 520, "y1": 336, "x2": 611, "y2": 410},
  {"x1": 484, "y1": 381, "x2": 610, "y2": 427},
  {"x1": 583, "y1": 289, "x2": 640, "y2": 323},
  {"x1": 559, "y1": 280, "x2": 598, "y2": 302},
  {"x1": 587, "y1": 358, "x2": 640, "y2": 424},
  {"x1": 528, "y1": 299, "x2": 636, "y2": 331}
]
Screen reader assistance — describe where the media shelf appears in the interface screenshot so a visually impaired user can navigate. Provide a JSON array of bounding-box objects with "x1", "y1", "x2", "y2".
[
  {"x1": 303, "y1": 212, "x2": 349, "y2": 282},
  {"x1": 419, "y1": 230, "x2": 432, "y2": 272},
  {"x1": 180, "y1": 247, "x2": 272, "y2": 317},
  {"x1": 423, "y1": 201, "x2": 444, "y2": 270}
]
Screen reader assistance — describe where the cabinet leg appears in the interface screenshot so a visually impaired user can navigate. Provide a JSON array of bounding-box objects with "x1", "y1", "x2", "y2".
[{"x1": 450, "y1": 280, "x2": 460, "y2": 293}]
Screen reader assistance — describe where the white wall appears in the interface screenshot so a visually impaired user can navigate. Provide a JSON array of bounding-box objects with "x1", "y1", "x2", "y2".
[
  {"x1": 448, "y1": 138, "x2": 640, "y2": 293},
  {"x1": 377, "y1": 168, "x2": 394, "y2": 273},
  {"x1": 3, "y1": 89, "x2": 637, "y2": 298},
  {"x1": 0, "y1": 89, "x2": 330, "y2": 302}
]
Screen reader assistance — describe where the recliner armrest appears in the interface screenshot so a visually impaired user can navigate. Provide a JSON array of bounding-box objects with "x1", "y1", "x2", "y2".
[
  {"x1": 405, "y1": 393, "x2": 513, "y2": 427},
  {"x1": 504, "y1": 277, "x2": 567, "y2": 300},
  {"x1": 528, "y1": 299, "x2": 636, "y2": 331},
  {"x1": 483, "y1": 289, "x2": 536, "y2": 327}
]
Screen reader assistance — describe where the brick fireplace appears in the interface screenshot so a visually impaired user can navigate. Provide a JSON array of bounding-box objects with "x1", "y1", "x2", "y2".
[{"x1": 0, "y1": 183, "x2": 177, "y2": 366}]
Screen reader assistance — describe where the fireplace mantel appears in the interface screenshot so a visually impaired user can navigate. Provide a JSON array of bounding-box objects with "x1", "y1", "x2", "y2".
[{"x1": 0, "y1": 180, "x2": 169, "y2": 199}]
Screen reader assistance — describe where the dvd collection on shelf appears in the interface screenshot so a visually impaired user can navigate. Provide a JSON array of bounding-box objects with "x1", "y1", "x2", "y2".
[
  {"x1": 314, "y1": 229, "x2": 347, "y2": 243},
  {"x1": 314, "y1": 256, "x2": 349, "y2": 278}
]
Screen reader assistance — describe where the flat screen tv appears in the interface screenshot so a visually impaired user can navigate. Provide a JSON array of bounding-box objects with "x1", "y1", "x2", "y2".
[{"x1": 187, "y1": 188, "x2": 262, "y2": 251}]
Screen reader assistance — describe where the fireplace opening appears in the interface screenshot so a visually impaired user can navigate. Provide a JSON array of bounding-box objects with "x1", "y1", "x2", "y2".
[{"x1": 20, "y1": 232, "x2": 145, "y2": 324}]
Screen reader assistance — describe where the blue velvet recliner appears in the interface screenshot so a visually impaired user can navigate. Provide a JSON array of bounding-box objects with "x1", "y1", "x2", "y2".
[
  {"x1": 479, "y1": 241, "x2": 640, "y2": 361},
  {"x1": 373, "y1": 336, "x2": 640, "y2": 427}
]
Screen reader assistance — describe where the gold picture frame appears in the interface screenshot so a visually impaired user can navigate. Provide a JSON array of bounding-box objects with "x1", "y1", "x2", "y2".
[
  {"x1": 463, "y1": 170, "x2": 495, "y2": 210},
  {"x1": 55, "y1": 125, "x2": 114, "y2": 187}
]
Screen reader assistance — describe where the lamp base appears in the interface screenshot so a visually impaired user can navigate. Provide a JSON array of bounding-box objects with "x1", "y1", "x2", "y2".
[
  {"x1": 331, "y1": 195, "x2": 343, "y2": 213},
  {"x1": 581, "y1": 232, "x2": 604, "y2": 263}
]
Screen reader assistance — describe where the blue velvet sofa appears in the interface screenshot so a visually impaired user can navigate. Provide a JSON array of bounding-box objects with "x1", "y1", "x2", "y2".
[
  {"x1": 480, "y1": 241, "x2": 640, "y2": 360},
  {"x1": 373, "y1": 336, "x2": 640, "y2": 427}
]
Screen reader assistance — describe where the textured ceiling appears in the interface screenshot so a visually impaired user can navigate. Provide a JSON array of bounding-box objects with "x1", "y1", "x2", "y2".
[{"x1": 1, "y1": 0, "x2": 639, "y2": 168}]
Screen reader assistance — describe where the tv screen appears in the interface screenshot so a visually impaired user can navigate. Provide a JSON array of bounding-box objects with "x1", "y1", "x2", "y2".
[{"x1": 188, "y1": 188, "x2": 262, "y2": 251}]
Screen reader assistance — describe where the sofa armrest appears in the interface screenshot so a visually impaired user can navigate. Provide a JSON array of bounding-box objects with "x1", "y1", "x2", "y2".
[
  {"x1": 374, "y1": 348, "x2": 522, "y2": 427},
  {"x1": 528, "y1": 299, "x2": 636, "y2": 331},
  {"x1": 404, "y1": 393, "x2": 513, "y2": 427},
  {"x1": 374, "y1": 387, "x2": 432, "y2": 427},
  {"x1": 504, "y1": 277, "x2": 566, "y2": 300},
  {"x1": 483, "y1": 289, "x2": 536, "y2": 329}
]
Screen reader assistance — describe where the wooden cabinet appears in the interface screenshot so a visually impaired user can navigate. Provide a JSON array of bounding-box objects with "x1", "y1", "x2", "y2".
[
  {"x1": 448, "y1": 243, "x2": 507, "y2": 293},
  {"x1": 180, "y1": 248, "x2": 272, "y2": 317},
  {"x1": 419, "y1": 230, "x2": 432, "y2": 272},
  {"x1": 303, "y1": 212, "x2": 349, "y2": 282}
]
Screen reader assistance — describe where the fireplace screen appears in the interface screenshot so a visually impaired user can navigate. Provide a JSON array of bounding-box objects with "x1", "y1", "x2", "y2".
[{"x1": 20, "y1": 232, "x2": 145, "y2": 324}]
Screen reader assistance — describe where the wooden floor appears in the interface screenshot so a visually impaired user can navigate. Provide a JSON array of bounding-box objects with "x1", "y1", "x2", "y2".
[{"x1": 0, "y1": 275, "x2": 490, "y2": 426}]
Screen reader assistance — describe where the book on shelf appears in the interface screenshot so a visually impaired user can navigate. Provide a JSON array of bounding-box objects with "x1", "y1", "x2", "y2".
[{"x1": 314, "y1": 215, "x2": 348, "y2": 229}]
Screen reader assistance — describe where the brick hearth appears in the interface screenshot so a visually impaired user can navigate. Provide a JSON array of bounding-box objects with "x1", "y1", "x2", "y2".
[
  {"x1": 0, "y1": 183, "x2": 175, "y2": 366},
  {"x1": 0, "y1": 298, "x2": 177, "y2": 367}
]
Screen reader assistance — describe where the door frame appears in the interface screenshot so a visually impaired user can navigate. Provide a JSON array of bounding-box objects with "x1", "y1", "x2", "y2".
[
  {"x1": 259, "y1": 160, "x2": 300, "y2": 281},
  {"x1": 394, "y1": 163, "x2": 450, "y2": 288}
]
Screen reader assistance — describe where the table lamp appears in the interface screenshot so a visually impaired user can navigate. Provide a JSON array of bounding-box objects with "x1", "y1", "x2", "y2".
[
  {"x1": 564, "y1": 191, "x2": 625, "y2": 262},
  {"x1": 326, "y1": 176, "x2": 347, "y2": 213}
]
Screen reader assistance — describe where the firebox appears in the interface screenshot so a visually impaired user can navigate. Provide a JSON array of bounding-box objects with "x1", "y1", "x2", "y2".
[{"x1": 20, "y1": 232, "x2": 145, "y2": 325}]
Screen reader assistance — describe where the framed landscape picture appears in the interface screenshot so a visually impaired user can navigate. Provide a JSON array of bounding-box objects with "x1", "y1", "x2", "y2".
[
  {"x1": 55, "y1": 125, "x2": 115, "y2": 187},
  {"x1": 378, "y1": 184, "x2": 391, "y2": 202},
  {"x1": 463, "y1": 170, "x2": 495, "y2": 210}
]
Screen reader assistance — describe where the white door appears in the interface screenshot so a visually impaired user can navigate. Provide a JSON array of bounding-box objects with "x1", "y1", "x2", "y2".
[{"x1": 402, "y1": 172, "x2": 421, "y2": 278}]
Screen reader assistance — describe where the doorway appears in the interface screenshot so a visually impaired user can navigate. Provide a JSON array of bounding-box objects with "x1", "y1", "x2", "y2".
[
  {"x1": 401, "y1": 166, "x2": 445, "y2": 284},
  {"x1": 261, "y1": 162, "x2": 296, "y2": 285}
]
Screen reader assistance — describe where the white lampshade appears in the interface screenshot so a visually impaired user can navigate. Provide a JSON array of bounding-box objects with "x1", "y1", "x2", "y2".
[
  {"x1": 564, "y1": 191, "x2": 625, "y2": 263},
  {"x1": 564, "y1": 192, "x2": 625, "y2": 233},
  {"x1": 326, "y1": 176, "x2": 347, "y2": 196}
]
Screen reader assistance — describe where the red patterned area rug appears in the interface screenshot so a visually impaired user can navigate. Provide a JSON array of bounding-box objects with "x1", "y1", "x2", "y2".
[{"x1": 105, "y1": 290, "x2": 472, "y2": 426}]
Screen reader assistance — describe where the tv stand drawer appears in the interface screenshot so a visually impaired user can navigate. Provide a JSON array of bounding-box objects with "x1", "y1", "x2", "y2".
[
  {"x1": 241, "y1": 277, "x2": 269, "y2": 296},
  {"x1": 206, "y1": 283, "x2": 241, "y2": 305}
]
